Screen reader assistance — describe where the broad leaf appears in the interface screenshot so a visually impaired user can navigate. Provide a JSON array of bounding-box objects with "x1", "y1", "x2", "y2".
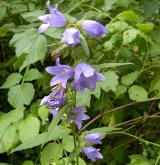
[
  {"x1": 0, "y1": 73, "x2": 22, "y2": 89},
  {"x1": 8, "y1": 83, "x2": 35, "y2": 108},
  {"x1": 128, "y1": 85, "x2": 148, "y2": 102}
]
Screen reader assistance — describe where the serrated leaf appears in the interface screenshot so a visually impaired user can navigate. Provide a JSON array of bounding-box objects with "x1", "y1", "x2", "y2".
[
  {"x1": 38, "y1": 106, "x2": 49, "y2": 123},
  {"x1": 20, "y1": 34, "x2": 47, "y2": 71},
  {"x1": 99, "y1": 71, "x2": 119, "y2": 92},
  {"x1": 40, "y1": 143, "x2": 63, "y2": 165},
  {"x1": 0, "y1": 125, "x2": 18, "y2": 153},
  {"x1": 115, "y1": 85, "x2": 127, "y2": 97},
  {"x1": 80, "y1": 34, "x2": 90, "y2": 57},
  {"x1": 62, "y1": 135, "x2": 74, "y2": 152},
  {"x1": 76, "y1": 89, "x2": 91, "y2": 107},
  {"x1": 0, "y1": 73, "x2": 22, "y2": 89},
  {"x1": 121, "y1": 71, "x2": 139, "y2": 86},
  {"x1": 103, "y1": 0, "x2": 119, "y2": 11},
  {"x1": 23, "y1": 68, "x2": 44, "y2": 82},
  {"x1": 17, "y1": 116, "x2": 40, "y2": 143},
  {"x1": 128, "y1": 85, "x2": 148, "y2": 102},
  {"x1": 45, "y1": 27, "x2": 64, "y2": 39},
  {"x1": 123, "y1": 28, "x2": 140, "y2": 45},
  {"x1": 8, "y1": 83, "x2": 35, "y2": 108}
]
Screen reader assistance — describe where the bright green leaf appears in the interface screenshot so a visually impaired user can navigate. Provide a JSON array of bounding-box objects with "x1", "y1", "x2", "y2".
[
  {"x1": 121, "y1": 71, "x2": 139, "y2": 86},
  {"x1": 136, "y1": 23, "x2": 154, "y2": 33},
  {"x1": 23, "y1": 68, "x2": 44, "y2": 82},
  {"x1": 22, "y1": 161, "x2": 34, "y2": 165},
  {"x1": 0, "y1": 73, "x2": 22, "y2": 89},
  {"x1": 128, "y1": 85, "x2": 148, "y2": 102},
  {"x1": 8, "y1": 83, "x2": 35, "y2": 108},
  {"x1": 17, "y1": 116, "x2": 40, "y2": 143}
]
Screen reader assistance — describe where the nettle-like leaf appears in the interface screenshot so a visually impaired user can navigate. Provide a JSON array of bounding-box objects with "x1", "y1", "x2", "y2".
[
  {"x1": 136, "y1": 23, "x2": 154, "y2": 33},
  {"x1": 0, "y1": 73, "x2": 22, "y2": 89},
  {"x1": 149, "y1": 77, "x2": 160, "y2": 95},
  {"x1": 0, "y1": 110, "x2": 23, "y2": 153},
  {"x1": 17, "y1": 116, "x2": 40, "y2": 143},
  {"x1": 8, "y1": 83, "x2": 35, "y2": 108},
  {"x1": 23, "y1": 68, "x2": 44, "y2": 82},
  {"x1": 123, "y1": 28, "x2": 140, "y2": 45},
  {"x1": 40, "y1": 143, "x2": 63, "y2": 165},
  {"x1": 10, "y1": 28, "x2": 47, "y2": 71},
  {"x1": 128, "y1": 85, "x2": 148, "y2": 102},
  {"x1": 22, "y1": 161, "x2": 34, "y2": 165}
]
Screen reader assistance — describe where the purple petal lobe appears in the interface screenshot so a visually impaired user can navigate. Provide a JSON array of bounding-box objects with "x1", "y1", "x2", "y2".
[
  {"x1": 67, "y1": 106, "x2": 90, "y2": 129},
  {"x1": 62, "y1": 28, "x2": 80, "y2": 47},
  {"x1": 49, "y1": 108, "x2": 59, "y2": 116},
  {"x1": 83, "y1": 147, "x2": 103, "y2": 162},
  {"x1": 82, "y1": 20, "x2": 107, "y2": 38},
  {"x1": 85, "y1": 133, "x2": 102, "y2": 144},
  {"x1": 38, "y1": 24, "x2": 50, "y2": 33}
]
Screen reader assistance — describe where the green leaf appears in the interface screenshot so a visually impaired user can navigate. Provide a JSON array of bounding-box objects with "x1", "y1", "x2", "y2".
[
  {"x1": 116, "y1": 10, "x2": 139, "y2": 22},
  {"x1": 123, "y1": 28, "x2": 140, "y2": 45},
  {"x1": 17, "y1": 116, "x2": 40, "y2": 143},
  {"x1": 149, "y1": 77, "x2": 160, "y2": 94},
  {"x1": 10, "y1": 29, "x2": 47, "y2": 71},
  {"x1": 103, "y1": 0, "x2": 119, "y2": 11},
  {"x1": 22, "y1": 161, "x2": 34, "y2": 165},
  {"x1": 127, "y1": 154, "x2": 154, "y2": 165},
  {"x1": 99, "y1": 71, "x2": 119, "y2": 92},
  {"x1": 62, "y1": 135, "x2": 74, "y2": 152},
  {"x1": 40, "y1": 143, "x2": 63, "y2": 165},
  {"x1": 23, "y1": 68, "x2": 44, "y2": 82},
  {"x1": 20, "y1": 34, "x2": 47, "y2": 71},
  {"x1": 0, "y1": 110, "x2": 24, "y2": 140},
  {"x1": 121, "y1": 71, "x2": 139, "y2": 86},
  {"x1": 38, "y1": 106, "x2": 49, "y2": 123},
  {"x1": 91, "y1": 83, "x2": 101, "y2": 99},
  {"x1": 0, "y1": 163, "x2": 11, "y2": 165},
  {"x1": 115, "y1": 85, "x2": 127, "y2": 97},
  {"x1": 12, "y1": 126, "x2": 70, "y2": 152},
  {"x1": 136, "y1": 23, "x2": 154, "y2": 33},
  {"x1": 0, "y1": 73, "x2": 22, "y2": 89},
  {"x1": 80, "y1": 34, "x2": 90, "y2": 57},
  {"x1": 76, "y1": 89, "x2": 91, "y2": 107},
  {"x1": 8, "y1": 83, "x2": 35, "y2": 108},
  {"x1": 0, "y1": 23, "x2": 14, "y2": 37},
  {"x1": 128, "y1": 85, "x2": 148, "y2": 102},
  {"x1": 21, "y1": 10, "x2": 45, "y2": 22},
  {"x1": 0, "y1": 125, "x2": 18, "y2": 153},
  {"x1": 45, "y1": 27, "x2": 64, "y2": 39}
]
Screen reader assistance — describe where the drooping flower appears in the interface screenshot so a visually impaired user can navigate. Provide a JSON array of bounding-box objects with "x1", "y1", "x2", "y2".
[
  {"x1": 45, "y1": 58, "x2": 74, "y2": 88},
  {"x1": 62, "y1": 28, "x2": 80, "y2": 47},
  {"x1": 38, "y1": 1, "x2": 66, "y2": 33},
  {"x1": 82, "y1": 20, "x2": 107, "y2": 38},
  {"x1": 85, "y1": 133, "x2": 102, "y2": 144},
  {"x1": 40, "y1": 85, "x2": 66, "y2": 107},
  {"x1": 67, "y1": 106, "x2": 90, "y2": 129},
  {"x1": 83, "y1": 146, "x2": 103, "y2": 162},
  {"x1": 72, "y1": 63, "x2": 105, "y2": 93}
]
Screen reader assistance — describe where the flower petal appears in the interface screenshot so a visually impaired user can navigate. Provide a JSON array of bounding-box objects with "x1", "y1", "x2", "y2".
[{"x1": 38, "y1": 24, "x2": 49, "y2": 33}]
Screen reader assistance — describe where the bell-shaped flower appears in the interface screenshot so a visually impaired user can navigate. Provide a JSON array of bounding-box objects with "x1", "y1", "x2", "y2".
[
  {"x1": 82, "y1": 20, "x2": 107, "y2": 38},
  {"x1": 40, "y1": 85, "x2": 66, "y2": 107},
  {"x1": 62, "y1": 28, "x2": 80, "y2": 47},
  {"x1": 38, "y1": 1, "x2": 66, "y2": 33},
  {"x1": 85, "y1": 133, "x2": 102, "y2": 144},
  {"x1": 45, "y1": 58, "x2": 74, "y2": 88},
  {"x1": 67, "y1": 106, "x2": 90, "y2": 129},
  {"x1": 49, "y1": 107, "x2": 59, "y2": 117},
  {"x1": 83, "y1": 146, "x2": 103, "y2": 162},
  {"x1": 72, "y1": 63, "x2": 105, "y2": 93}
]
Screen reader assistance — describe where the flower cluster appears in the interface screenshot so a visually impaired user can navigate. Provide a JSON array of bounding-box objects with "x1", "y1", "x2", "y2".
[
  {"x1": 83, "y1": 133, "x2": 103, "y2": 162},
  {"x1": 38, "y1": 0, "x2": 108, "y2": 47}
]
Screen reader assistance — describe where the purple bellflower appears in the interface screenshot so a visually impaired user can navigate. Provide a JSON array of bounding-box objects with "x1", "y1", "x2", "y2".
[
  {"x1": 62, "y1": 28, "x2": 80, "y2": 47},
  {"x1": 38, "y1": 1, "x2": 66, "y2": 33},
  {"x1": 82, "y1": 20, "x2": 107, "y2": 38},
  {"x1": 67, "y1": 106, "x2": 90, "y2": 129},
  {"x1": 49, "y1": 107, "x2": 59, "y2": 117},
  {"x1": 83, "y1": 146, "x2": 103, "y2": 162},
  {"x1": 85, "y1": 133, "x2": 102, "y2": 144},
  {"x1": 40, "y1": 85, "x2": 66, "y2": 107},
  {"x1": 45, "y1": 58, "x2": 74, "y2": 88},
  {"x1": 72, "y1": 63, "x2": 105, "y2": 93}
]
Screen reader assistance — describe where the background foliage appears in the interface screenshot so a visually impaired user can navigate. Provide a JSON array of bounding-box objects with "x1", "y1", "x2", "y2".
[{"x1": 0, "y1": 0, "x2": 160, "y2": 164}]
